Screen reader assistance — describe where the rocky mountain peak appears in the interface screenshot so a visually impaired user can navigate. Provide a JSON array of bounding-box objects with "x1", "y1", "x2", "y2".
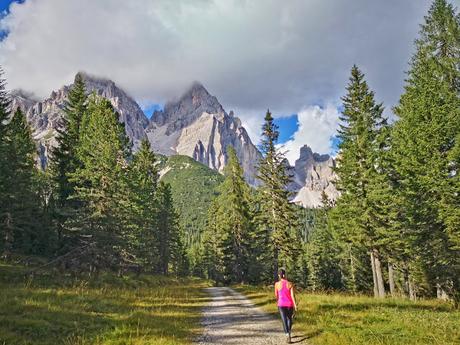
[
  {"x1": 146, "y1": 82, "x2": 261, "y2": 185},
  {"x1": 152, "y1": 82, "x2": 225, "y2": 131},
  {"x1": 298, "y1": 145, "x2": 330, "y2": 163},
  {"x1": 291, "y1": 145, "x2": 338, "y2": 208}
]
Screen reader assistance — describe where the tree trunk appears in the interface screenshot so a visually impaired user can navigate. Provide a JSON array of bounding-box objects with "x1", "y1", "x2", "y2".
[
  {"x1": 2, "y1": 212, "x2": 13, "y2": 260},
  {"x1": 370, "y1": 250, "x2": 379, "y2": 297},
  {"x1": 436, "y1": 280, "x2": 449, "y2": 301},
  {"x1": 403, "y1": 266, "x2": 409, "y2": 298},
  {"x1": 388, "y1": 262, "x2": 395, "y2": 297},
  {"x1": 349, "y1": 245, "x2": 357, "y2": 292},
  {"x1": 373, "y1": 249, "x2": 385, "y2": 298},
  {"x1": 408, "y1": 278, "x2": 416, "y2": 301},
  {"x1": 273, "y1": 246, "x2": 279, "y2": 283}
]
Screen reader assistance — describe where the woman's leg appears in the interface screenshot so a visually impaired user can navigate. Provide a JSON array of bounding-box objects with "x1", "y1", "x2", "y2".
[
  {"x1": 278, "y1": 307, "x2": 289, "y2": 333},
  {"x1": 286, "y1": 307, "x2": 294, "y2": 333}
]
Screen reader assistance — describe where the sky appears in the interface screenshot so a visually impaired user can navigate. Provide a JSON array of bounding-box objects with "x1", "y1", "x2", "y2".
[{"x1": 1, "y1": 0, "x2": 458, "y2": 163}]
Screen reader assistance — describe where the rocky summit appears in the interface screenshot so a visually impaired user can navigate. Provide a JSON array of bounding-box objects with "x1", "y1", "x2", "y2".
[
  {"x1": 291, "y1": 145, "x2": 339, "y2": 208},
  {"x1": 146, "y1": 82, "x2": 262, "y2": 185}
]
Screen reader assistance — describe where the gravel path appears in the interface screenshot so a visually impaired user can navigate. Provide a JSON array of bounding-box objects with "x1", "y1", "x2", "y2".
[{"x1": 196, "y1": 287, "x2": 307, "y2": 345}]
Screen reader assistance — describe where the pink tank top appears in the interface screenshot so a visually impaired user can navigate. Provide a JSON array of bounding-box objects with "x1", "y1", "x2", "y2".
[{"x1": 276, "y1": 280, "x2": 294, "y2": 307}]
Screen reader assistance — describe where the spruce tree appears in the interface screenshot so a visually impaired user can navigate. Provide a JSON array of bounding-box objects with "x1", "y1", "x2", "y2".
[
  {"x1": 70, "y1": 94, "x2": 130, "y2": 263},
  {"x1": 126, "y1": 139, "x2": 159, "y2": 271},
  {"x1": 201, "y1": 146, "x2": 253, "y2": 283},
  {"x1": 0, "y1": 67, "x2": 11, "y2": 226},
  {"x1": 201, "y1": 199, "x2": 226, "y2": 283},
  {"x1": 332, "y1": 65, "x2": 388, "y2": 297},
  {"x1": 50, "y1": 73, "x2": 87, "y2": 244},
  {"x1": 306, "y1": 193, "x2": 342, "y2": 290},
  {"x1": 156, "y1": 181, "x2": 182, "y2": 275},
  {"x1": 392, "y1": 0, "x2": 460, "y2": 300},
  {"x1": 51, "y1": 73, "x2": 87, "y2": 203},
  {"x1": 0, "y1": 108, "x2": 41, "y2": 258},
  {"x1": 256, "y1": 110, "x2": 300, "y2": 282}
]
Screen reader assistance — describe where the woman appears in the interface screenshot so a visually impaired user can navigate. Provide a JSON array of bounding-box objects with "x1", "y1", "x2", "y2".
[{"x1": 275, "y1": 268, "x2": 297, "y2": 344}]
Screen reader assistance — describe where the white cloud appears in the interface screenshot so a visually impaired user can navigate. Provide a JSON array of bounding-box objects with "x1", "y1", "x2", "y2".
[
  {"x1": 0, "y1": 0, "x2": 456, "y2": 154},
  {"x1": 281, "y1": 104, "x2": 340, "y2": 165}
]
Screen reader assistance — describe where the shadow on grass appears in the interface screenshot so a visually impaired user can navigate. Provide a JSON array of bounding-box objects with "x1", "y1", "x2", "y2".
[
  {"x1": 291, "y1": 329, "x2": 323, "y2": 343},
  {"x1": 0, "y1": 268, "x2": 209, "y2": 345}
]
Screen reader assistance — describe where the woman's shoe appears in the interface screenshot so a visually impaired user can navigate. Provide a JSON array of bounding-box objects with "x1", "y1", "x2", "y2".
[{"x1": 286, "y1": 333, "x2": 291, "y2": 344}]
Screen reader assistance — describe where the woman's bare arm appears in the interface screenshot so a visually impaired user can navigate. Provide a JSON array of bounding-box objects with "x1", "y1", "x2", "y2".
[{"x1": 290, "y1": 287, "x2": 297, "y2": 311}]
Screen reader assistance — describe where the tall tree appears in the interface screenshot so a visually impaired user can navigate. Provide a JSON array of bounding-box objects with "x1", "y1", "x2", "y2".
[
  {"x1": 51, "y1": 73, "x2": 87, "y2": 202},
  {"x1": 201, "y1": 146, "x2": 253, "y2": 283},
  {"x1": 70, "y1": 94, "x2": 130, "y2": 263},
  {"x1": 392, "y1": 0, "x2": 460, "y2": 301},
  {"x1": 126, "y1": 139, "x2": 159, "y2": 271},
  {"x1": 332, "y1": 65, "x2": 388, "y2": 297},
  {"x1": 306, "y1": 193, "x2": 342, "y2": 291},
  {"x1": 0, "y1": 67, "x2": 11, "y2": 218},
  {"x1": 50, "y1": 73, "x2": 87, "y2": 244},
  {"x1": 156, "y1": 182, "x2": 182, "y2": 275},
  {"x1": 256, "y1": 110, "x2": 300, "y2": 282},
  {"x1": 0, "y1": 108, "x2": 41, "y2": 258}
]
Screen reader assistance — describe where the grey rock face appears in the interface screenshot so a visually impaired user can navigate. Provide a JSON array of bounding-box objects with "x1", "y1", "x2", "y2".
[
  {"x1": 10, "y1": 73, "x2": 149, "y2": 168},
  {"x1": 146, "y1": 83, "x2": 262, "y2": 185},
  {"x1": 80, "y1": 72, "x2": 148, "y2": 145},
  {"x1": 291, "y1": 145, "x2": 339, "y2": 208},
  {"x1": 10, "y1": 75, "x2": 337, "y2": 204}
]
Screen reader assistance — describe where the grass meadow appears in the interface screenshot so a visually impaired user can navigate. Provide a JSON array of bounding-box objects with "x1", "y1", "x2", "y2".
[
  {"x1": 236, "y1": 285, "x2": 460, "y2": 345},
  {"x1": 0, "y1": 262, "x2": 210, "y2": 345}
]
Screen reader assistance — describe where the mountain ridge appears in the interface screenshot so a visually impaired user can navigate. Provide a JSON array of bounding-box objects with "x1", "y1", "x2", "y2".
[{"x1": 10, "y1": 72, "x2": 338, "y2": 207}]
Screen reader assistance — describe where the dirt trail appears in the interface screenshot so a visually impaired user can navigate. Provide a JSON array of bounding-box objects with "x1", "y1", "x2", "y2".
[{"x1": 196, "y1": 287, "x2": 307, "y2": 345}]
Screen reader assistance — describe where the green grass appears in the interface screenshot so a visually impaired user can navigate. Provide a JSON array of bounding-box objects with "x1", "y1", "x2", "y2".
[
  {"x1": 236, "y1": 285, "x2": 460, "y2": 345},
  {"x1": 0, "y1": 262, "x2": 210, "y2": 345}
]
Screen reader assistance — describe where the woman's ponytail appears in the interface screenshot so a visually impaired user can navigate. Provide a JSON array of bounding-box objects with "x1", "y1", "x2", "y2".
[{"x1": 278, "y1": 268, "x2": 286, "y2": 279}]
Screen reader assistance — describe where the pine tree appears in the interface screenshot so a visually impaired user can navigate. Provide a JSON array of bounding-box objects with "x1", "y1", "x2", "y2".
[
  {"x1": 306, "y1": 193, "x2": 342, "y2": 290},
  {"x1": 201, "y1": 146, "x2": 253, "y2": 283},
  {"x1": 256, "y1": 110, "x2": 300, "y2": 282},
  {"x1": 156, "y1": 182, "x2": 182, "y2": 275},
  {"x1": 332, "y1": 65, "x2": 388, "y2": 297},
  {"x1": 51, "y1": 73, "x2": 87, "y2": 203},
  {"x1": 201, "y1": 199, "x2": 226, "y2": 283},
  {"x1": 69, "y1": 94, "x2": 131, "y2": 264},
  {"x1": 50, "y1": 73, "x2": 87, "y2": 245},
  {"x1": 441, "y1": 134, "x2": 460, "y2": 249},
  {"x1": 392, "y1": 0, "x2": 460, "y2": 301},
  {"x1": 126, "y1": 139, "x2": 159, "y2": 271},
  {"x1": 0, "y1": 67, "x2": 11, "y2": 224},
  {"x1": 0, "y1": 108, "x2": 41, "y2": 258}
]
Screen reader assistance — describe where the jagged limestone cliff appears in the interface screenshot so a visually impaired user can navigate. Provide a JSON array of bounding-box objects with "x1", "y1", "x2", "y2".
[{"x1": 146, "y1": 82, "x2": 262, "y2": 185}]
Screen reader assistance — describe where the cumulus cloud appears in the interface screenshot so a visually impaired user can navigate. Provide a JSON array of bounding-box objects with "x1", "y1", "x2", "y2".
[
  {"x1": 280, "y1": 105, "x2": 340, "y2": 164},
  {"x1": 0, "y1": 0, "x2": 455, "y2": 150}
]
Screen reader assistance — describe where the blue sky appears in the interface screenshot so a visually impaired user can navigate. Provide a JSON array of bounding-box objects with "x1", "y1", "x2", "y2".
[
  {"x1": 273, "y1": 115, "x2": 299, "y2": 144},
  {"x1": 0, "y1": 0, "x2": 22, "y2": 40}
]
